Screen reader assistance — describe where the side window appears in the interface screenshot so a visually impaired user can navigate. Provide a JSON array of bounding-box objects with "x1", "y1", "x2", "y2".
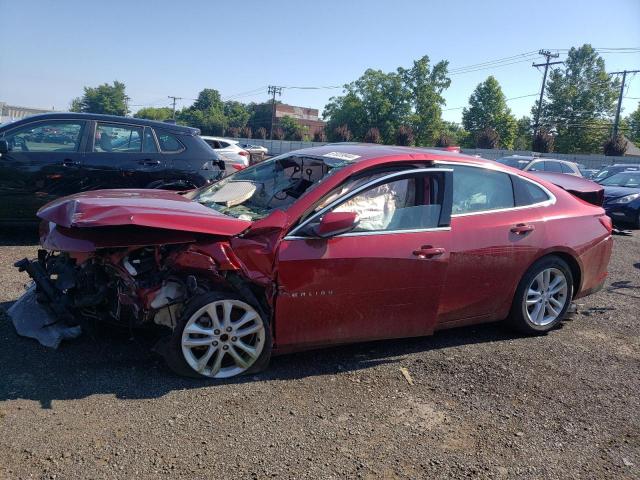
[
  {"x1": 218, "y1": 141, "x2": 230, "y2": 148},
  {"x1": 545, "y1": 161, "x2": 563, "y2": 173},
  {"x1": 4, "y1": 121, "x2": 84, "y2": 153},
  {"x1": 560, "y1": 163, "x2": 573, "y2": 174},
  {"x1": 328, "y1": 173, "x2": 445, "y2": 232},
  {"x1": 451, "y1": 165, "x2": 514, "y2": 214},
  {"x1": 513, "y1": 176, "x2": 551, "y2": 206},
  {"x1": 156, "y1": 131, "x2": 184, "y2": 152},
  {"x1": 94, "y1": 123, "x2": 142, "y2": 153},
  {"x1": 528, "y1": 161, "x2": 543, "y2": 171},
  {"x1": 143, "y1": 128, "x2": 158, "y2": 153},
  {"x1": 594, "y1": 169, "x2": 609, "y2": 180}
]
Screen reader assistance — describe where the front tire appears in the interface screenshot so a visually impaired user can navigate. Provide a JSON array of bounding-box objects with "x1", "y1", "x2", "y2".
[
  {"x1": 164, "y1": 291, "x2": 272, "y2": 379},
  {"x1": 508, "y1": 256, "x2": 573, "y2": 334}
]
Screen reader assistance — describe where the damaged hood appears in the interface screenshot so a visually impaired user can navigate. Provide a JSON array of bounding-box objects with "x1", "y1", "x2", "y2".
[{"x1": 38, "y1": 189, "x2": 252, "y2": 236}]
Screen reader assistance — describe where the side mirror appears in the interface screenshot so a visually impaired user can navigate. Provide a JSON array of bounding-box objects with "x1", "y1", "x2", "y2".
[
  {"x1": 0, "y1": 139, "x2": 8, "y2": 155},
  {"x1": 315, "y1": 211, "x2": 359, "y2": 238}
]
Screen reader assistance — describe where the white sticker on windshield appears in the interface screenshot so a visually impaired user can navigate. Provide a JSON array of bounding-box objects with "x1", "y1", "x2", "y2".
[{"x1": 322, "y1": 151, "x2": 361, "y2": 161}]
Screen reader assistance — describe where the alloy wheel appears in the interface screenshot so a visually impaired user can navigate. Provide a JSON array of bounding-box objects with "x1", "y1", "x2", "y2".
[
  {"x1": 524, "y1": 267, "x2": 568, "y2": 326},
  {"x1": 181, "y1": 299, "x2": 265, "y2": 378}
]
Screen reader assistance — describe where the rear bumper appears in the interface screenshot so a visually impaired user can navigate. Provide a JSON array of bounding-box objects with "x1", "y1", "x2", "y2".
[{"x1": 574, "y1": 234, "x2": 613, "y2": 299}]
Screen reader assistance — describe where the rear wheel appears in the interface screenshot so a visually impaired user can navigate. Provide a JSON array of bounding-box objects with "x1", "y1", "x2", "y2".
[
  {"x1": 508, "y1": 256, "x2": 573, "y2": 334},
  {"x1": 164, "y1": 291, "x2": 272, "y2": 379}
]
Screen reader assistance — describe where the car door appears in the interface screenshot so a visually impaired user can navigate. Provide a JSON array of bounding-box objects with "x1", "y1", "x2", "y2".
[
  {"x1": 0, "y1": 119, "x2": 87, "y2": 222},
  {"x1": 274, "y1": 168, "x2": 453, "y2": 350},
  {"x1": 435, "y1": 164, "x2": 550, "y2": 326},
  {"x1": 82, "y1": 121, "x2": 167, "y2": 190}
]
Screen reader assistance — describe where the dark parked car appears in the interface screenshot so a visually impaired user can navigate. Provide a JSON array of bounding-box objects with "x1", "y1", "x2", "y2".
[
  {"x1": 592, "y1": 163, "x2": 640, "y2": 183},
  {"x1": 600, "y1": 171, "x2": 640, "y2": 228},
  {"x1": 0, "y1": 113, "x2": 225, "y2": 224}
]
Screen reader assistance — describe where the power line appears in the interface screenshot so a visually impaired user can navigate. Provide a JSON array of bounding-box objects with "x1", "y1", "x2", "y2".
[{"x1": 442, "y1": 93, "x2": 538, "y2": 111}]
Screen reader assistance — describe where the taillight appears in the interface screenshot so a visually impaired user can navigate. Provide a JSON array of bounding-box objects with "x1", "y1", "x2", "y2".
[
  {"x1": 232, "y1": 164, "x2": 245, "y2": 171},
  {"x1": 238, "y1": 151, "x2": 249, "y2": 156},
  {"x1": 598, "y1": 215, "x2": 612, "y2": 234}
]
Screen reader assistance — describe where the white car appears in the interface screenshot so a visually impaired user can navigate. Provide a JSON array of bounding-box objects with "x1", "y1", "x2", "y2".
[
  {"x1": 200, "y1": 136, "x2": 250, "y2": 173},
  {"x1": 496, "y1": 156, "x2": 583, "y2": 177}
]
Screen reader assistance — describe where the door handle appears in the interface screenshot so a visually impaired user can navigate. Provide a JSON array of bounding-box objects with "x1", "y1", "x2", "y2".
[
  {"x1": 510, "y1": 223, "x2": 535, "y2": 234},
  {"x1": 139, "y1": 159, "x2": 160, "y2": 166},
  {"x1": 62, "y1": 159, "x2": 80, "y2": 167},
  {"x1": 412, "y1": 245, "x2": 445, "y2": 259}
]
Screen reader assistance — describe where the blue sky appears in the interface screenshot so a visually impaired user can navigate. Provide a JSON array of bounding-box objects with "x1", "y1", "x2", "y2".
[{"x1": 1, "y1": 0, "x2": 639, "y2": 123}]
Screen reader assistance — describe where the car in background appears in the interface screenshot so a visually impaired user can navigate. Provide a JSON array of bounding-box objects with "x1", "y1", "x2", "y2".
[
  {"x1": 240, "y1": 143, "x2": 269, "y2": 163},
  {"x1": 600, "y1": 171, "x2": 640, "y2": 228},
  {"x1": 592, "y1": 164, "x2": 640, "y2": 183},
  {"x1": 201, "y1": 136, "x2": 250, "y2": 172},
  {"x1": 0, "y1": 112, "x2": 225, "y2": 224},
  {"x1": 495, "y1": 155, "x2": 583, "y2": 176},
  {"x1": 13, "y1": 144, "x2": 612, "y2": 378},
  {"x1": 577, "y1": 164, "x2": 598, "y2": 179}
]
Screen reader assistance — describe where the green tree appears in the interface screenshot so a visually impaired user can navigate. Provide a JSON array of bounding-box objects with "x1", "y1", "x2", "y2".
[
  {"x1": 398, "y1": 55, "x2": 451, "y2": 146},
  {"x1": 626, "y1": 102, "x2": 640, "y2": 144},
  {"x1": 178, "y1": 88, "x2": 227, "y2": 135},
  {"x1": 462, "y1": 76, "x2": 517, "y2": 148},
  {"x1": 134, "y1": 107, "x2": 173, "y2": 121},
  {"x1": 279, "y1": 115, "x2": 302, "y2": 140},
  {"x1": 247, "y1": 102, "x2": 276, "y2": 136},
  {"x1": 224, "y1": 101, "x2": 250, "y2": 129},
  {"x1": 513, "y1": 116, "x2": 533, "y2": 150},
  {"x1": 70, "y1": 81, "x2": 128, "y2": 116},
  {"x1": 536, "y1": 44, "x2": 619, "y2": 153}
]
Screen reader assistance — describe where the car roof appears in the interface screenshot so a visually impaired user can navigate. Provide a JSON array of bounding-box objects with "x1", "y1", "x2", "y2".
[
  {"x1": 0, "y1": 112, "x2": 200, "y2": 135},
  {"x1": 200, "y1": 136, "x2": 239, "y2": 143},
  {"x1": 610, "y1": 164, "x2": 640, "y2": 168},
  {"x1": 286, "y1": 143, "x2": 491, "y2": 166}
]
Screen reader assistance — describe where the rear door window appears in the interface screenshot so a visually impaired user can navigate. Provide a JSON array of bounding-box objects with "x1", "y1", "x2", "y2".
[
  {"x1": 512, "y1": 176, "x2": 551, "y2": 206},
  {"x1": 94, "y1": 123, "x2": 142, "y2": 152},
  {"x1": 143, "y1": 128, "x2": 158, "y2": 153},
  {"x1": 451, "y1": 165, "x2": 514, "y2": 214},
  {"x1": 560, "y1": 163, "x2": 574, "y2": 174},
  {"x1": 155, "y1": 131, "x2": 184, "y2": 152}
]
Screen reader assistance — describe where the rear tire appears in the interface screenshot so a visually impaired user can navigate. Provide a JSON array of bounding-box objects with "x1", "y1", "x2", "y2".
[
  {"x1": 508, "y1": 256, "x2": 574, "y2": 334},
  {"x1": 163, "y1": 291, "x2": 272, "y2": 379}
]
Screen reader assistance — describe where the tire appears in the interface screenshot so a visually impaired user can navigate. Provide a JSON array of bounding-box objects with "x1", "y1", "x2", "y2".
[
  {"x1": 162, "y1": 291, "x2": 272, "y2": 379},
  {"x1": 508, "y1": 256, "x2": 574, "y2": 334}
]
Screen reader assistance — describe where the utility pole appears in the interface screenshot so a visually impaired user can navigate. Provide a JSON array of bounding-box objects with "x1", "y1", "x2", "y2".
[
  {"x1": 124, "y1": 95, "x2": 130, "y2": 116},
  {"x1": 268, "y1": 85, "x2": 283, "y2": 139},
  {"x1": 610, "y1": 69, "x2": 640, "y2": 137},
  {"x1": 168, "y1": 95, "x2": 183, "y2": 119},
  {"x1": 532, "y1": 50, "x2": 563, "y2": 136}
]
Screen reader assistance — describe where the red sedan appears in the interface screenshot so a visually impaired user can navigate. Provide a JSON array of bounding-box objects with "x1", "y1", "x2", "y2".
[{"x1": 13, "y1": 145, "x2": 613, "y2": 378}]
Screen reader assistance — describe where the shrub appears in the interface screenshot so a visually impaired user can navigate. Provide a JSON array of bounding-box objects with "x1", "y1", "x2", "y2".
[
  {"x1": 255, "y1": 127, "x2": 267, "y2": 140},
  {"x1": 475, "y1": 127, "x2": 500, "y2": 149},
  {"x1": 272, "y1": 127, "x2": 285, "y2": 140},
  {"x1": 292, "y1": 130, "x2": 304, "y2": 141},
  {"x1": 532, "y1": 129, "x2": 555, "y2": 153},
  {"x1": 334, "y1": 124, "x2": 353, "y2": 142},
  {"x1": 240, "y1": 126, "x2": 252, "y2": 139},
  {"x1": 435, "y1": 133, "x2": 453, "y2": 148},
  {"x1": 603, "y1": 134, "x2": 627, "y2": 156},
  {"x1": 395, "y1": 125, "x2": 414, "y2": 146},
  {"x1": 313, "y1": 129, "x2": 327, "y2": 142},
  {"x1": 364, "y1": 127, "x2": 382, "y2": 144}
]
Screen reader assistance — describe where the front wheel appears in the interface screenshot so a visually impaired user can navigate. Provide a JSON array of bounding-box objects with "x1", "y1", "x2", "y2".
[
  {"x1": 164, "y1": 291, "x2": 272, "y2": 379},
  {"x1": 508, "y1": 256, "x2": 574, "y2": 334}
]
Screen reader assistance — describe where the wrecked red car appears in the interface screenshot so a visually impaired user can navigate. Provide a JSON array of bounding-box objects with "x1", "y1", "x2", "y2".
[{"x1": 12, "y1": 144, "x2": 613, "y2": 379}]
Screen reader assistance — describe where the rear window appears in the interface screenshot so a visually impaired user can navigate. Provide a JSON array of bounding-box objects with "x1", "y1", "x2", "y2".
[{"x1": 155, "y1": 131, "x2": 184, "y2": 152}]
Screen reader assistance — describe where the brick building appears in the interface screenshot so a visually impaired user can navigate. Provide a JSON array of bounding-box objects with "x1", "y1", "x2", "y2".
[{"x1": 274, "y1": 103, "x2": 325, "y2": 137}]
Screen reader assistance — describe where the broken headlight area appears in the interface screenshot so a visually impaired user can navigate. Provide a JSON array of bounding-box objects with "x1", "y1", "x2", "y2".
[{"x1": 11, "y1": 246, "x2": 205, "y2": 347}]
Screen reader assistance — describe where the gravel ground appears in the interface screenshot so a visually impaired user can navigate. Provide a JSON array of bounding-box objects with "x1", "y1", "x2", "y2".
[{"x1": 0, "y1": 229, "x2": 638, "y2": 480}]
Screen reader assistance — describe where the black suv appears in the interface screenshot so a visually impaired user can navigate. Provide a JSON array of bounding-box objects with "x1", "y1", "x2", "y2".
[{"x1": 0, "y1": 113, "x2": 225, "y2": 223}]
